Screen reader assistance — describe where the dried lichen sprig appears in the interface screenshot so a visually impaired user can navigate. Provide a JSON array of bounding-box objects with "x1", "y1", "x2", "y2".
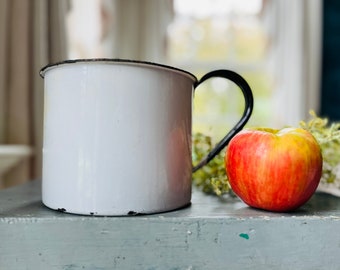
[
  {"x1": 299, "y1": 110, "x2": 340, "y2": 147},
  {"x1": 192, "y1": 132, "x2": 231, "y2": 196},
  {"x1": 300, "y1": 110, "x2": 340, "y2": 186}
]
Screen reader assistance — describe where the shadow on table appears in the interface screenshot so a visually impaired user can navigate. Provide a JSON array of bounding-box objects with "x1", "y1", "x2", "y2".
[{"x1": 230, "y1": 192, "x2": 340, "y2": 216}]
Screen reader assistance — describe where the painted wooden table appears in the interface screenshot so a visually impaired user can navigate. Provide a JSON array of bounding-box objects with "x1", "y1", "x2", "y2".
[{"x1": 0, "y1": 180, "x2": 339, "y2": 270}]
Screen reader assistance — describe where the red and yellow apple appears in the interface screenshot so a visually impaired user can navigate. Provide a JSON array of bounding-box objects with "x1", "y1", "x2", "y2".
[{"x1": 225, "y1": 127, "x2": 323, "y2": 212}]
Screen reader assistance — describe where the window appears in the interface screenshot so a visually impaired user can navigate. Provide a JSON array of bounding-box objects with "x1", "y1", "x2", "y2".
[{"x1": 167, "y1": 0, "x2": 274, "y2": 141}]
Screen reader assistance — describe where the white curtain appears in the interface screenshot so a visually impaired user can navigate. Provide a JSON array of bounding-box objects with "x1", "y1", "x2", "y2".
[
  {"x1": 0, "y1": 0, "x2": 68, "y2": 188},
  {"x1": 273, "y1": 0, "x2": 323, "y2": 127},
  {"x1": 67, "y1": 0, "x2": 173, "y2": 62},
  {"x1": 110, "y1": 0, "x2": 174, "y2": 63}
]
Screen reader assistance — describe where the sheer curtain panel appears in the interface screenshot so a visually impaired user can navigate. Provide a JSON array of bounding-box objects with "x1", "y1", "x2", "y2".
[
  {"x1": 112, "y1": 0, "x2": 173, "y2": 63},
  {"x1": 273, "y1": 0, "x2": 323, "y2": 126}
]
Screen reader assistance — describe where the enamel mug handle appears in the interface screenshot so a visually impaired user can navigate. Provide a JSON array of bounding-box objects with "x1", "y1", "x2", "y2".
[{"x1": 192, "y1": 70, "x2": 254, "y2": 172}]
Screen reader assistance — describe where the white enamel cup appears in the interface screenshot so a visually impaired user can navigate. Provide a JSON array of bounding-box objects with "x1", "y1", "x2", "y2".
[{"x1": 40, "y1": 59, "x2": 253, "y2": 216}]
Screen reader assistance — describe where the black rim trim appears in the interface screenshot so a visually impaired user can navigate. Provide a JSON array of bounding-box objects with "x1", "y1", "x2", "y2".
[{"x1": 40, "y1": 58, "x2": 198, "y2": 81}]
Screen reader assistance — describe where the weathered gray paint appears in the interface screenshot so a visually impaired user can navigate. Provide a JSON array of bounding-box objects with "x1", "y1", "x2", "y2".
[{"x1": 0, "y1": 181, "x2": 339, "y2": 269}]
